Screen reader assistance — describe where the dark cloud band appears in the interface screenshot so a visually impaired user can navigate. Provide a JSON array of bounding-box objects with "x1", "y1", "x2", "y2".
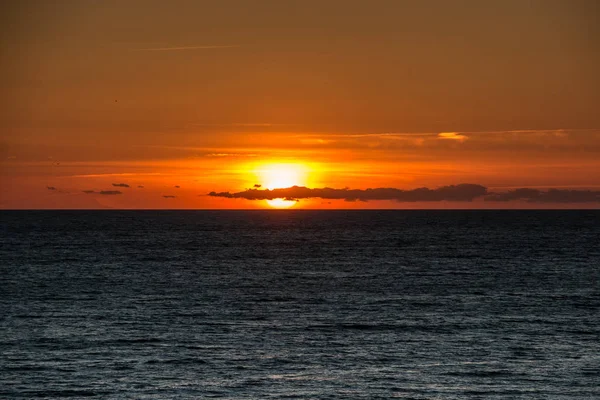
[
  {"x1": 485, "y1": 188, "x2": 600, "y2": 203},
  {"x1": 209, "y1": 185, "x2": 600, "y2": 203},
  {"x1": 209, "y1": 184, "x2": 488, "y2": 202}
]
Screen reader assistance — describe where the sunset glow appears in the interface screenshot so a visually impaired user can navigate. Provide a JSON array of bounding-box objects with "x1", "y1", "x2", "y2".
[
  {"x1": 255, "y1": 163, "x2": 309, "y2": 190},
  {"x1": 1, "y1": 1, "x2": 598, "y2": 209},
  {"x1": 265, "y1": 198, "x2": 296, "y2": 209},
  {"x1": 3, "y1": 3, "x2": 599, "y2": 399},
  {"x1": 254, "y1": 163, "x2": 310, "y2": 208}
]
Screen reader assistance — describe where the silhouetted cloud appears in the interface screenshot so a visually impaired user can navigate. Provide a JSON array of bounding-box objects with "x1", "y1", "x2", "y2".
[
  {"x1": 47, "y1": 186, "x2": 57, "y2": 191},
  {"x1": 137, "y1": 185, "x2": 144, "y2": 188},
  {"x1": 112, "y1": 183, "x2": 130, "y2": 188},
  {"x1": 163, "y1": 195, "x2": 176, "y2": 198},
  {"x1": 485, "y1": 188, "x2": 600, "y2": 203},
  {"x1": 209, "y1": 184, "x2": 488, "y2": 202},
  {"x1": 209, "y1": 184, "x2": 600, "y2": 204},
  {"x1": 174, "y1": 185, "x2": 180, "y2": 188},
  {"x1": 254, "y1": 184, "x2": 262, "y2": 188}
]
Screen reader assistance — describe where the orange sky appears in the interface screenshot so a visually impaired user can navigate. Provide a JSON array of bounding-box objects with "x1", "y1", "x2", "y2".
[{"x1": 1, "y1": 0, "x2": 599, "y2": 209}]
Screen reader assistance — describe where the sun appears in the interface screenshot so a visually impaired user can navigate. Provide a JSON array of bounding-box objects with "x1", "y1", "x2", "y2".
[
  {"x1": 254, "y1": 163, "x2": 309, "y2": 208},
  {"x1": 266, "y1": 198, "x2": 296, "y2": 208}
]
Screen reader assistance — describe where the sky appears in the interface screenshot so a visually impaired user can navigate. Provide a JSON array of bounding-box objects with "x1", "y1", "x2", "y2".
[{"x1": 1, "y1": 0, "x2": 599, "y2": 209}]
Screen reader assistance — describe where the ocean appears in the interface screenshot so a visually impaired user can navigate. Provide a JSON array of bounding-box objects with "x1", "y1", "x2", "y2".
[{"x1": 1, "y1": 210, "x2": 599, "y2": 399}]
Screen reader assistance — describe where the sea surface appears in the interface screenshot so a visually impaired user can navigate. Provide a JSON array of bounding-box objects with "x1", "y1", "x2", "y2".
[{"x1": 1, "y1": 210, "x2": 599, "y2": 399}]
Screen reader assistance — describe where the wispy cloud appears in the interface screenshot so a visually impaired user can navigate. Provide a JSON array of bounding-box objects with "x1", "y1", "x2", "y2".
[
  {"x1": 296, "y1": 128, "x2": 597, "y2": 139},
  {"x1": 132, "y1": 45, "x2": 239, "y2": 51},
  {"x1": 296, "y1": 132, "x2": 431, "y2": 139},
  {"x1": 72, "y1": 173, "x2": 166, "y2": 178},
  {"x1": 205, "y1": 152, "x2": 258, "y2": 157},
  {"x1": 300, "y1": 138, "x2": 334, "y2": 145},
  {"x1": 438, "y1": 132, "x2": 469, "y2": 142},
  {"x1": 188, "y1": 122, "x2": 275, "y2": 127}
]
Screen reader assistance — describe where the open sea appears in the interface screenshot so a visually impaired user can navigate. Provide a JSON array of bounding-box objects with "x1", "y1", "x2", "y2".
[{"x1": 1, "y1": 210, "x2": 599, "y2": 399}]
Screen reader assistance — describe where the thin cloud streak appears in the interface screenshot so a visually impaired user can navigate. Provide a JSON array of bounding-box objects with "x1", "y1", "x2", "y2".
[
  {"x1": 296, "y1": 128, "x2": 598, "y2": 139},
  {"x1": 71, "y1": 173, "x2": 167, "y2": 178},
  {"x1": 438, "y1": 132, "x2": 469, "y2": 142},
  {"x1": 132, "y1": 45, "x2": 239, "y2": 51},
  {"x1": 187, "y1": 123, "x2": 276, "y2": 127}
]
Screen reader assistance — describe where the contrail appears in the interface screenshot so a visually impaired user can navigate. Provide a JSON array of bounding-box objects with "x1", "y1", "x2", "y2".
[{"x1": 132, "y1": 45, "x2": 239, "y2": 51}]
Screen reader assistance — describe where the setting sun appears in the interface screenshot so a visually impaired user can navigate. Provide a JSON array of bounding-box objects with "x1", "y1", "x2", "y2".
[
  {"x1": 265, "y1": 198, "x2": 296, "y2": 208},
  {"x1": 254, "y1": 163, "x2": 309, "y2": 208},
  {"x1": 3, "y1": 2, "x2": 598, "y2": 399}
]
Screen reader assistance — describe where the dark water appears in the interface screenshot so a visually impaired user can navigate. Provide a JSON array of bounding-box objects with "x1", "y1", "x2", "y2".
[{"x1": 1, "y1": 210, "x2": 599, "y2": 399}]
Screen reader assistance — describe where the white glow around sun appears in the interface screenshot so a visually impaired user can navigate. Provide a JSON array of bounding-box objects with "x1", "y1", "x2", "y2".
[{"x1": 253, "y1": 163, "x2": 309, "y2": 208}]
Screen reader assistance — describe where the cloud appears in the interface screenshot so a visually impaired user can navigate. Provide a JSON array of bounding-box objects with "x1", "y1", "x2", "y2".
[
  {"x1": 72, "y1": 173, "x2": 164, "y2": 178},
  {"x1": 163, "y1": 195, "x2": 177, "y2": 199},
  {"x1": 288, "y1": 128, "x2": 597, "y2": 155},
  {"x1": 300, "y1": 138, "x2": 334, "y2": 145},
  {"x1": 209, "y1": 184, "x2": 488, "y2": 202},
  {"x1": 137, "y1": 185, "x2": 144, "y2": 188},
  {"x1": 205, "y1": 153, "x2": 257, "y2": 158},
  {"x1": 83, "y1": 190, "x2": 122, "y2": 195},
  {"x1": 112, "y1": 183, "x2": 130, "y2": 188},
  {"x1": 133, "y1": 45, "x2": 239, "y2": 51},
  {"x1": 174, "y1": 185, "x2": 180, "y2": 188},
  {"x1": 485, "y1": 188, "x2": 600, "y2": 203},
  {"x1": 47, "y1": 186, "x2": 57, "y2": 191},
  {"x1": 189, "y1": 122, "x2": 274, "y2": 127},
  {"x1": 438, "y1": 132, "x2": 469, "y2": 142},
  {"x1": 209, "y1": 185, "x2": 600, "y2": 204}
]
